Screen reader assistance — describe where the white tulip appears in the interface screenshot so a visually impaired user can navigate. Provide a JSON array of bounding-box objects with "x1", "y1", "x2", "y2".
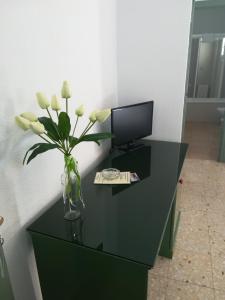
[
  {"x1": 36, "y1": 92, "x2": 50, "y2": 109},
  {"x1": 30, "y1": 121, "x2": 45, "y2": 134},
  {"x1": 89, "y1": 111, "x2": 97, "y2": 122},
  {"x1": 75, "y1": 105, "x2": 84, "y2": 117},
  {"x1": 15, "y1": 116, "x2": 31, "y2": 130},
  {"x1": 61, "y1": 81, "x2": 72, "y2": 99},
  {"x1": 96, "y1": 109, "x2": 111, "y2": 123},
  {"x1": 51, "y1": 95, "x2": 61, "y2": 111},
  {"x1": 20, "y1": 112, "x2": 38, "y2": 122}
]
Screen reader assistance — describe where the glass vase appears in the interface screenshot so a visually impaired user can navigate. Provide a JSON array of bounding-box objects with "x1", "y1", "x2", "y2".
[{"x1": 61, "y1": 155, "x2": 85, "y2": 221}]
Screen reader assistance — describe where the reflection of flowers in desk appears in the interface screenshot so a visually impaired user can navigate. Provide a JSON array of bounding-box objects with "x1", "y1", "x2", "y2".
[{"x1": 65, "y1": 218, "x2": 84, "y2": 244}]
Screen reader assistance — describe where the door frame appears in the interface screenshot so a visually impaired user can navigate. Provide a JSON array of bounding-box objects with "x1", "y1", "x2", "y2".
[{"x1": 181, "y1": 0, "x2": 196, "y2": 141}]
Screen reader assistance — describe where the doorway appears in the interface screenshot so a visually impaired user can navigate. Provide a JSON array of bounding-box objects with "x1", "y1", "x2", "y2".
[{"x1": 183, "y1": 0, "x2": 225, "y2": 161}]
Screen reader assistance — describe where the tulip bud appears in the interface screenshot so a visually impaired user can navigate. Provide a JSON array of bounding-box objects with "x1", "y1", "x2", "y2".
[
  {"x1": 36, "y1": 92, "x2": 50, "y2": 109},
  {"x1": 20, "y1": 112, "x2": 38, "y2": 122},
  {"x1": 61, "y1": 81, "x2": 72, "y2": 99},
  {"x1": 89, "y1": 111, "x2": 97, "y2": 123},
  {"x1": 75, "y1": 105, "x2": 84, "y2": 117},
  {"x1": 30, "y1": 121, "x2": 45, "y2": 135},
  {"x1": 51, "y1": 95, "x2": 61, "y2": 111},
  {"x1": 15, "y1": 116, "x2": 31, "y2": 131},
  {"x1": 96, "y1": 109, "x2": 111, "y2": 123}
]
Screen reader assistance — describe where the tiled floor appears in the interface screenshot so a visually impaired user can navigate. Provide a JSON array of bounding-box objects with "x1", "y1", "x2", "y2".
[
  {"x1": 147, "y1": 122, "x2": 225, "y2": 299},
  {"x1": 184, "y1": 122, "x2": 220, "y2": 161}
]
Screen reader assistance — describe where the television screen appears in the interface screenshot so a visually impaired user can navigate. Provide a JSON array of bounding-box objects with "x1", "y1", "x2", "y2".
[{"x1": 111, "y1": 101, "x2": 154, "y2": 147}]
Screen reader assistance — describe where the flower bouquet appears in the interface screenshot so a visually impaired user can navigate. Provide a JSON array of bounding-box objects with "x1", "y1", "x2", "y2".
[{"x1": 15, "y1": 81, "x2": 112, "y2": 220}]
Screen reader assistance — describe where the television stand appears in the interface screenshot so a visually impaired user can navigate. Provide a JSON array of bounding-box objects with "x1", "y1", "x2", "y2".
[{"x1": 117, "y1": 141, "x2": 144, "y2": 152}]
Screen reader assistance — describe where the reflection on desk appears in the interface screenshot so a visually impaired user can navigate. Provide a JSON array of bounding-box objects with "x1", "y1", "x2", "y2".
[{"x1": 112, "y1": 146, "x2": 151, "y2": 195}]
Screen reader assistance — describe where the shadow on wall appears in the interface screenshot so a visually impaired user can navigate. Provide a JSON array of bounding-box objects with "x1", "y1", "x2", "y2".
[
  {"x1": 1, "y1": 90, "x2": 64, "y2": 300},
  {"x1": 0, "y1": 95, "x2": 41, "y2": 299},
  {"x1": 4, "y1": 229, "x2": 42, "y2": 300}
]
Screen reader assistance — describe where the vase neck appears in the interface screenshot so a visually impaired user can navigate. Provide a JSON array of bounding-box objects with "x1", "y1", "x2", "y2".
[{"x1": 64, "y1": 155, "x2": 79, "y2": 177}]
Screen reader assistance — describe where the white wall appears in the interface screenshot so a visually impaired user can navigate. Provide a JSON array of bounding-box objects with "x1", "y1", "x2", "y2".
[
  {"x1": 117, "y1": 0, "x2": 192, "y2": 142},
  {"x1": 0, "y1": 0, "x2": 117, "y2": 299}
]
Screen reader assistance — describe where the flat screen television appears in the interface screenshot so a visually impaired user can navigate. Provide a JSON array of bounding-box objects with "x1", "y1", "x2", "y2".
[{"x1": 111, "y1": 101, "x2": 154, "y2": 150}]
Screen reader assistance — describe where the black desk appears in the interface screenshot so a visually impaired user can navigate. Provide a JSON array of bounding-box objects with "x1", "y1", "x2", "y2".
[{"x1": 28, "y1": 140, "x2": 187, "y2": 300}]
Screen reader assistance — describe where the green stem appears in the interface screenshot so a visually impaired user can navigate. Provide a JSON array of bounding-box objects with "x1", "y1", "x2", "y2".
[
  {"x1": 72, "y1": 116, "x2": 79, "y2": 137},
  {"x1": 39, "y1": 134, "x2": 51, "y2": 144},
  {"x1": 46, "y1": 108, "x2": 52, "y2": 119},
  {"x1": 58, "y1": 148, "x2": 67, "y2": 155},
  {"x1": 79, "y1": 121, "x2": 92, "y2": 138},
  {"x1": 65, "y1": 98, "x2": 69, "y2": 151},
  {"x1": 64, "y1": 156, "x2": 81, "y2": 201},
  {"x1": 45, "y1": 131, "x2": 64, "y2": 149},
  {"x1": 66, "y1": 99, "x2": 68, "y2": 114},
  {"x1": 40, "y1": 134, "x2": 65, "y2": 155},
  {"x1": 68, "y1": 121, "x2": 96, "y2": 155},
  {"x1": 43, "y1": 133, "x2": 65, "y2": 152},
  {"x1": 80, "y1": 121, "x2": 95, "y2": 137}
]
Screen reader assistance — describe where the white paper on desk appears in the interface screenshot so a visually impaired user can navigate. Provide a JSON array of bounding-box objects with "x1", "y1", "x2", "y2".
[{"x1": 94, "y1": 172, "x2": 131, "y2": 184}]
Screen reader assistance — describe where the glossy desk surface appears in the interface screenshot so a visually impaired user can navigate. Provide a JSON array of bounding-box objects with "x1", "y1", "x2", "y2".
[{"x1": 28, "y1": 140, "x2": 187, "y2": 268}]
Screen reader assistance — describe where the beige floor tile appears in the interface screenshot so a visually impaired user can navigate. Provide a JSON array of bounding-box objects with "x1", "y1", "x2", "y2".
[
  {"x1": 204, "y1": 196, "x2": 225, "y2": 214},
  {"x1": 211, "y1": 246, "x2": 225, "y2": 292},
  {"x1": 147, "y1": 274, "x2": 168, "y2": 300},
  {"x1": 209, "y1": 230, "x2": 225, "y2": 252},
  {"x1": 182, "y1": 159, "x2": 205, "y2": 184},
  {"x1": 202, "y1": 160, "x2": 221, "y2": 175},
  {"x1": 207, "y1": 211, "x2": 225, "y2": 237},
  {"x1": 183, "y1": 122, "x2": 220, "y2": 162},
  {"x1": 181, "y1": 182, "x2": 204, "y2": 197},
  {"x1": 203, "y1": 168, "x2": 222, "y2": 184},
  {"x1": 186, "y1": 150, "x2": 193, "y2": 159},
  {"x1": 203, "y1": 181, "x2": 221, "y2": 199},
  {"x1": 176, "y1": 224, "x2": 210, "y2": 255},
  {"x1": 150, "y1": 256, "x2": 171, "y2": 277},
  {"x1": 182, "y1": 158, "x2": 203, "y2": 171},
  {"x1": 179, "y1": 193, "x2": 206, "y2": 212},
  {"x1": 214, "y1": 289, "x2": 225, "y2": 300},
  {"x1": 179, "y1": 210, "x2": 208, "y2": 232},
  {"x1": 217, "y1": 160, "x2": 225, "y2": 170},
  {"x1": 216, "y1": 189, "x2": 225, "y2": 201},
  {"x1": 166, "y1": 279, "x2": 215, "y2": 300},
  {"x1": 168, "y1": 248, "x2": 213, "y2": 288}
]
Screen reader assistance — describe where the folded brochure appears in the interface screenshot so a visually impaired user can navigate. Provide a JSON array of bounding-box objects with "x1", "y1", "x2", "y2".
[{"x1": 94, "y1": 172, "x2": 131, "y2": 184}]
